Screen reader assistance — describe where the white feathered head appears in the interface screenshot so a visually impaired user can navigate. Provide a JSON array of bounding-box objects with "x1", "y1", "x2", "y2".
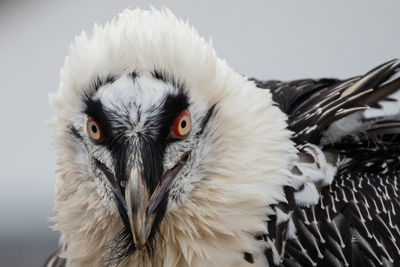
[{"x1": 50, "y1": 8, "x2": 294, "y2": 266}]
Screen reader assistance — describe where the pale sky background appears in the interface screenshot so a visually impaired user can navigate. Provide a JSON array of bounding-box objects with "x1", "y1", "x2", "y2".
[{"x1": 0, "y1": 0, "x2": 399, "y2": 265}]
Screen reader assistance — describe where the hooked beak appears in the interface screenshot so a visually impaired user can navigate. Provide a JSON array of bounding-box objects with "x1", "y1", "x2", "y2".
[
  {"x1": 124, "y1": 151, "x2": 190, "y2": 249},
  {"x1": 125, "y1": 167, "x2": 151, "y2": 249}
]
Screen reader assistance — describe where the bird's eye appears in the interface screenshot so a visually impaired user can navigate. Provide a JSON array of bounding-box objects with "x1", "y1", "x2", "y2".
[
  {"x1": 172, "y1": 110, "x2": 192, "y2": 138},
  {"x1": 86, "y1": 116, "x2": 103, "y2": 141}
]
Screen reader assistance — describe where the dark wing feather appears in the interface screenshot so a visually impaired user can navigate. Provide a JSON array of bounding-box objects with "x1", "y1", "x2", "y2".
[
  {"x1": 283, "y1": 170, "x2": 400, "y2": 267},
  {"x1": 251, "y1": 59, "x2": 400, "y2": 144},
  {"x1": 251, "y1": 59, "x2": 400, "y2": 266},
  {"x1": 250, "y1": 78, "x2": 340, "y2": 114}
]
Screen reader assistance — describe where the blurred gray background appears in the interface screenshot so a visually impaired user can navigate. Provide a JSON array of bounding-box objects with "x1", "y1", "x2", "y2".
[{"x1": 0, "y1": 0, "x2": 399, "y2": 266}]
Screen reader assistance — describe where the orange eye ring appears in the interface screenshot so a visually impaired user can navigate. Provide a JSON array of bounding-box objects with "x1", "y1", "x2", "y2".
[
  {"x1": 86, "y1": 116, "x2": 103, "y2": 141},
  {"x1": 172, "y1": 110, "x2": 192, "y2": 138}
]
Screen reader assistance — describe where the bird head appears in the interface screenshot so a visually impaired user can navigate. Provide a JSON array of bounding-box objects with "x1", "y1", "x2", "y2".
[{"x1": 50, "y1": 8, "x2": 295, "y2": 266}]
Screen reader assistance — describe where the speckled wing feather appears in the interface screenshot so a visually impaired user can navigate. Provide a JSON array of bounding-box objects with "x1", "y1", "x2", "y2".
[
  {"x1": 251, "y1": 59, "x2": 400, "y2": 266},
  {"x1": 251, "y1": 59, "x2": 400, "y2": 144}
]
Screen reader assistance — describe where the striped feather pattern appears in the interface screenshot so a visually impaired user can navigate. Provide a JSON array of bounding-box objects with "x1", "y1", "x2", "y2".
[
  {"x1": 281, "y1": 170, "x2": 400, "y2": 267},
  {"x1": 252, "y1": 59, "x2": 400, "y2": 266}
]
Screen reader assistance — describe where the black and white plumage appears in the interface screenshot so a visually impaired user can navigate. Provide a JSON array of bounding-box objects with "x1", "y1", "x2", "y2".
[
  {"x1": 252, "y1": 59, "x2": 400, "y2": 267},
  {"x1": 46, "y1": 8, "x2": 400, "y2": 267}
]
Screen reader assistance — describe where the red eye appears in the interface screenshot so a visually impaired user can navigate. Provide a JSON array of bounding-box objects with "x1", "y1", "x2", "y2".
[
  {"x1": 172, "y1": 110, "x2": 192, "y2": 138},
  {"x1": 86, "y1": 116, "x2": 103, "y2": 141}
]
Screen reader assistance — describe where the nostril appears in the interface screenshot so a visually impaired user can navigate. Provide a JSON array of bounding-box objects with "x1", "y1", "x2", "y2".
[{"x1": 180, "y1": 151, "x2": 191, "y2": 163}]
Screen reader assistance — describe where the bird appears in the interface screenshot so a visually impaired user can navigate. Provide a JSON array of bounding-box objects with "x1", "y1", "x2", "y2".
[{"x1": 45, "y1": 8, "x2": 400, "y2": 267}]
